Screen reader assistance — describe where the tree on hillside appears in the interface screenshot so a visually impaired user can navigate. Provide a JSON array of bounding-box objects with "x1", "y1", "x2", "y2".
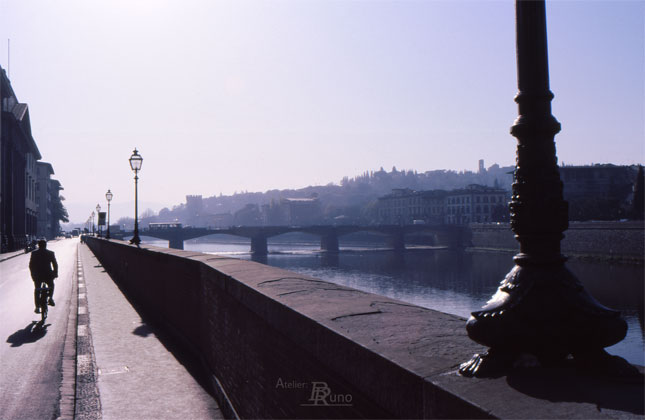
[
  {"x1": 141, "y1": 208, "x2": 156, "y2": 219},
  {"x1": 116, "y1": 217, "x2": 134, "y2": 230}
]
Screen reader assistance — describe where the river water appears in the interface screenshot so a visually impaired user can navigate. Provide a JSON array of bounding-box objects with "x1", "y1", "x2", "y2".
[{"x1": 142, "y1": 235, "x2": 644, "y2": 366}]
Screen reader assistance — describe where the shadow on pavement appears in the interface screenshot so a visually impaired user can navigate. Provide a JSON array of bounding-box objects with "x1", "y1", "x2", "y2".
[
  {"x1": 93, "y1": 264, "x2": 107, "y2": 273},
  {"x1": 6, "y1": 321, "x2": 50, "y2": 347},
  {"x1": 507, "y1": 366, "x2": 644, "y2": 415},
  {"x1": 132, "y1": 324, "x2": 153, "y2": 337}
]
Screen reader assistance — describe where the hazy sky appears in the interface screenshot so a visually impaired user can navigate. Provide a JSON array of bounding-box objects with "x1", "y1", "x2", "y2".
[{"x1": 1, "y1": 0, "x2": 643, "y2": 224}]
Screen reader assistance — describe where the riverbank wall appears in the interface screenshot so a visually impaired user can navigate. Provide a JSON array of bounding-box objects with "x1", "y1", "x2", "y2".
[
  {"x1": 84, "y1": 237, "x2": 643, "y2": 419},
  {"x1": 471, "y1": 221, "x2": 644, "y2": 262}
]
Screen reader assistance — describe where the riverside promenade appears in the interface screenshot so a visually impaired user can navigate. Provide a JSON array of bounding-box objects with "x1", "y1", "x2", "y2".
[
  {"x1": 1, "y1": 238, "x2": 642, "y2": 419},
  {"x1": 81, "y1": 236, "x2": 644, "y2": 419},
  {"x1": 73, "y1": 243, "x2": 223, "y2": 419}
]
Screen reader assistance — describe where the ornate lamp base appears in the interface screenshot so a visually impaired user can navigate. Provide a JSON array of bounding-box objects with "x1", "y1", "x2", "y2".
[{"x1": 458, "y1": 257, "x2": 639, "y2": 378}]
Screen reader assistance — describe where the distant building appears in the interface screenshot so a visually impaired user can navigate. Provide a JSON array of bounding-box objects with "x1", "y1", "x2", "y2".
[
  {"x1": 376, "y1": 188, "x2": 447, "y2": 225},
  {"x1": 281, "y1": 197, "x2": 322, "y2": 226},
  {"x1": 186, "y1": 195, "x2": 203, "y2": 212},
  {"x1": 185, "y1": 195, "x2": 204, "y2": 226},
  {"x1": 560, "y1": 164, "x2": 638, "y2": 221},
  {"x1": 260, "y1": 196, "x2": 323, "y2": 226},
  {"x1": 234, "y1": 203, "x2": 262, "y2": 226},
  {"x1": 444, "y1": 184, "x2": 508, "y2": 224},
  {"x1": 376, "y1": 184, "x2": 508, "y2": 225},
  {"x1": 561, "y1": 165, "x2": 634, "y2": 200},
  {"x1": 211, "y1": 212, "x2": 234, "y2": 228}
]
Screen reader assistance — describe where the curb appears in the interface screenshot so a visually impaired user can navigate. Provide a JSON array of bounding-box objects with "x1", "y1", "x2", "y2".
[
  {"x1": 73, "y1": 245, "x2": 102, "y2": 420},
  {"x1": 0, "y1": 251, "x2": 26, "y2": 263},
  {"x1": 57, "y1": 244, "x2": 79, "y2": 420}
]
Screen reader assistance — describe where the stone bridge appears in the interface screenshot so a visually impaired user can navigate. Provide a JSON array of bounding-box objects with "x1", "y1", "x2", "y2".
[{"x1": 122, "y1": 224, "x2": 471, "y2": 254}]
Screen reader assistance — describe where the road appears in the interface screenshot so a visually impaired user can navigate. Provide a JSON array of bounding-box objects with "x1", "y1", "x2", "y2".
[{"x1": 0, "y1": 238, "x2": 76, "y2": 420}]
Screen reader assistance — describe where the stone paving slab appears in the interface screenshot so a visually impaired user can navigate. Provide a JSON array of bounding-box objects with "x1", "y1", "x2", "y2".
[{"x1": 78, "y1": 244, "x2": 223, "y2": 420}]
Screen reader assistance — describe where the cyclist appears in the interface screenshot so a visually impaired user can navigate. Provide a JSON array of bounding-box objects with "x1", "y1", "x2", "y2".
[{"x1": 29, "y1": 239, "x2": 58, "y2": 313}]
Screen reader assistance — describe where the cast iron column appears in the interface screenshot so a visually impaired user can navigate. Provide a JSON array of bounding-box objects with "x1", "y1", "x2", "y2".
[
  {"x1": 131, "y1": 172, "x2": 141, "y2": 246},
  {"x1": 106, "y1": 190, "x2": 112, "y2": 240},
  {"x1": 129, "y1": 149, "x2": 143, "y2": 246},
  {"x1": 459, "y1": 0, "x2": 633, "y2": 377}
]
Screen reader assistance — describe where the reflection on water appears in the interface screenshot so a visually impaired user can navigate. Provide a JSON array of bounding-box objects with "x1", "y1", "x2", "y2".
[{"x1": 147, "y1": 239, "x2": 644, "y2": 366}]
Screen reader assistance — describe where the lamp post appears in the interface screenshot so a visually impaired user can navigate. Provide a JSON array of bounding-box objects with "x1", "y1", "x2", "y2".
[
  {"x1": 105, "y1": 189, "x2": 113, "y2": 239},
  {"x1": 129, "y1": 148, "x2": 143, "y2": 246},
  {"x1": 91, "y1": 211, "x2": 95, "y2": 236},
  {"x1": 459, "y1": 0, "x2": 631, "y2": 377},
  {"x1": 96, "y1": 204, "x2": 101, "y2": 237}
]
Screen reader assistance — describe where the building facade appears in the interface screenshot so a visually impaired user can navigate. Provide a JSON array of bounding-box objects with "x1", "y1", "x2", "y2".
[
  {"x1": 376, "y1": 189, "x2": 447, "y2": 225},
  {"x1": 444, "y1": 184, "x2": 508, "y2": 224},
  {"x1": 262, "y1": 197, "x2": 323, "y2": 226},
  {"x1": 281, "y1": 198, "x2": 322, "y2": 226},
  {"x1": 376, "y1": 184, "x2": 508, "y2": 226},
  {"x1": 1, "y1": 67, "x2": 43, "y2": 251},
  {"x1": 560, "y1": 164, "x2": 639, "y2": 221},
  {"x1": 1, "y1": 66, "x2": 63, "y2": 251}
]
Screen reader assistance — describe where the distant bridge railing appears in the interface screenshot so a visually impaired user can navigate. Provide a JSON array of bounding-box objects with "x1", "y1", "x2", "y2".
[{"x1": 111, "y1": 224, "x2": 472, "y2": 254}]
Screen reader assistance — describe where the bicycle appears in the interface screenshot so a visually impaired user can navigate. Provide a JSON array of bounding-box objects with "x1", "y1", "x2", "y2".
[{"x1": 35, "y1": 282, "x2": 51, "y2": 323}]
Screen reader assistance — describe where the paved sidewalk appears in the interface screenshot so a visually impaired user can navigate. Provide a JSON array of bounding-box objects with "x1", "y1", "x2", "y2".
[
  {"x1": 0, "y1": 249, "x2": 27, "y2": 263},
  {"x1": 1, "y1": 239, "x2": 64, "y2": 263},
  {"x1": 78, "y1": 243, "x2": 224, "y2": 419}
]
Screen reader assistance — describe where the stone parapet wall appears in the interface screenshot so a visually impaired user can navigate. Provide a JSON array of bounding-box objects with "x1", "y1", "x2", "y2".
[
  {"x1": 84, "y1": 238, "x2": 643, "y2": 419},
  {"x1": 471, "y1": 221, "x2": 644, "y2": 261}
]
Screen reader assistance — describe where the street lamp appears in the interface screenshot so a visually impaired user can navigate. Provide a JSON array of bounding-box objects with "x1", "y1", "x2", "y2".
[
  {"x1": 91, "y1": 211, "x2": 95, "y2": 236},
  {"x1": 459, "y1": 0, "x2": 631, "y2": 377},
  {"x1": 96, "y1": 204, "x2": 101, "y2": 237},
  {"x1": 105, "y1": 189, "x2": 113, "y2": 239},
  {"x1": 129, "y1": 148, "x2": 143, "y2": 246}
]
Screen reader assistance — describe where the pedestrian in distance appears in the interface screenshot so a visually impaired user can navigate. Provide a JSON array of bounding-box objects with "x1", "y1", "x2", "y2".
[{"x1": 29, "y1": 239, "x2": 58, "y2": 313}]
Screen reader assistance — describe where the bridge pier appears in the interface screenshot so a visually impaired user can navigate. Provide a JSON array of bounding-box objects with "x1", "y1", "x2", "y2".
[
  {"x1": 388, "y1": 230, "x2": 406, "y2": 252},
  {"x1": 168, "y1": 237, "x2": 184, "y2": 250},
  {"x1": 320, "y1": 232, "x2": 339, "y2": 252},
  {"x1": 251, "y1": 235, "x2": 268, "y2": 256}
]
